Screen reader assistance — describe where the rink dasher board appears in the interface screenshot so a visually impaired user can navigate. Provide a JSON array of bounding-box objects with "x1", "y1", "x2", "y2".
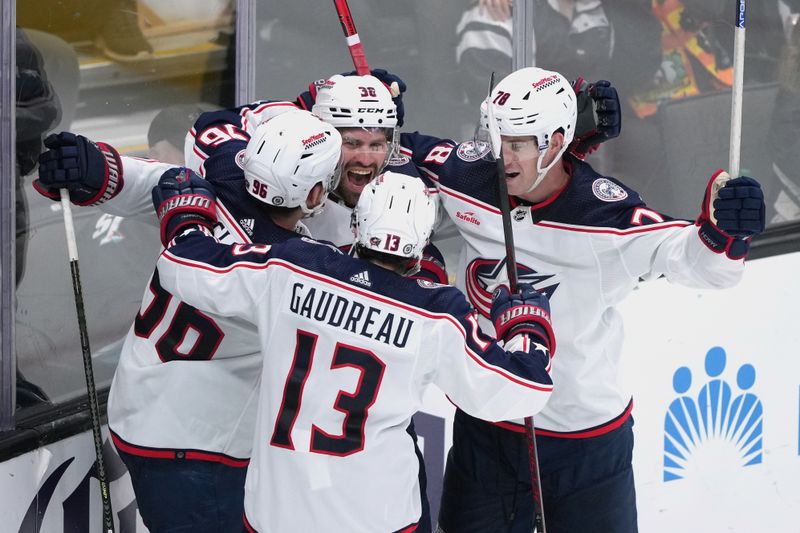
[{"x1": 1, "y1": 251, "x2": 799, "y2": 532}]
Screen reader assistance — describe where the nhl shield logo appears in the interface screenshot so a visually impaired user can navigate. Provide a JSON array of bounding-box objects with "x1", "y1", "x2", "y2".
[{"x1": 592, "y1": 178, "x2": 628, "y2": 202}]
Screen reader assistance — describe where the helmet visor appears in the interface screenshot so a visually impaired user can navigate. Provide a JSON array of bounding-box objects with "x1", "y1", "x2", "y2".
[{"x1": 474, "y1": 123, "x2": 543, "y2": 164}]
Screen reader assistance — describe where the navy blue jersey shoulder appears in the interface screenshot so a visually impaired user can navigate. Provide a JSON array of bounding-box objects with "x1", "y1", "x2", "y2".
[
  {"x1": 530, "y1": 157, "x2": 683, "y2": 229},
  {"x1": 384, "y1": 140, "x2": 429, "y2": 184},
  {"x1": 401, "y1": 128, "x2": 686, "y2": 231},
  {"x1": 191, "y1": 101, "x2": 273, "y2": 133},
  {"x1": 401, "y1": 132, "x2": 501, "y2": 205},
  {"x1": 272, "y1": 238, "x2": 470, "y2": 318}
]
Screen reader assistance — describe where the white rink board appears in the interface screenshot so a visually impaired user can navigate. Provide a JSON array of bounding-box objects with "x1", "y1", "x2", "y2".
[
  {"x1": 620, "y1": 250, "x2": 800, "y2": 533},
  {"x1": 1, "y1": 252, "x2": 798, "y2": 532}
]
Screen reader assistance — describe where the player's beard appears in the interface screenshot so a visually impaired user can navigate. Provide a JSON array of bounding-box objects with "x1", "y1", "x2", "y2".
[{"x1": 337, "y1": 163, "x2": 379, "y2": 207}]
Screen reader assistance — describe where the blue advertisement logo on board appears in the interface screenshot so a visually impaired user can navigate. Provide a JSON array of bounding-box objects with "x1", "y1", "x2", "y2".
[{"x1": 663, "y1": 346, "x2": 763, "y2": 482}]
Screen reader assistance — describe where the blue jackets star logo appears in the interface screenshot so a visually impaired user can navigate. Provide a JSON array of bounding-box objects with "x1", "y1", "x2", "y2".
[{"x1": 465, "y1": 257, "x2": 559, "y2": 318}]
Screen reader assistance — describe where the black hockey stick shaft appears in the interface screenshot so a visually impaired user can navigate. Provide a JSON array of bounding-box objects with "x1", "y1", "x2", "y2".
[
  {"x1": 60, "y1": 192, "x2": 115, "y2": 533},
  {"x1": 332, "y1": 0, "x2": 370, "y2": 75},
  {"x1": 488, "y1": 73, "x2": 547, "y2": 533}
]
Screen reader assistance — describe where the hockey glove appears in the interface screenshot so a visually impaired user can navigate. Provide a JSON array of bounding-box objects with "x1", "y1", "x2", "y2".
[
  {"x1": 490, "y1": 283, "x2": 556, "y2": 356},
  {"x1": 571, "y1": 79, "x2": 621, "y2": 159},
  {"x1": 152, "y1": 167, "x2": 217, "y2": 246},
  {"x1": 296, "y1": 68, "x2": 407, "y2": 127},
  {"x1": 696, "y1": 170, "x2": 765, "y2": 260},
  {"x1": 35, "y1": 132, "x2": 123, "y2": 205}
]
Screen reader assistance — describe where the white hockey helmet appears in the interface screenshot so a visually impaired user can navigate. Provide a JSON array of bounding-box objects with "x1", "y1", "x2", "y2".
[
  {"x1": 352, "y1": 171, "x2": 437, "y2": 275},
  {"x1": 242, "y1": 110, "x2": 342, "y2": 217},
  {"x1": 477, "y1": 67, "x2": 577, "y2": 192},
  {"x1": 312, "y1": 75, "x2": 399, "y2": 163}
]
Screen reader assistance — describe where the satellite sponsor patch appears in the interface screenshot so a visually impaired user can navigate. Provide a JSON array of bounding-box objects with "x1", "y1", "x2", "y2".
[
  {"x1": 456, "y1": 141, "x2": 491, "y2": 162},
  {"x1": 592, "y1": 178, "x2": 628, "y2": 202}
]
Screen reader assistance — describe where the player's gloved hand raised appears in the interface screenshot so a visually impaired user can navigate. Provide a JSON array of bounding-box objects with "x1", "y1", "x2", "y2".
[
  {"x1": 697, "y1": 170, "x2": 765, "y2": 260},
  {"x1": 490, "y1": 283, "x2": 556, "y2": 356},
  {"x1": 35, "y1": 132, "x2": 123, "y2": 205},
  {"x1": 570, "y1": 79, "x2": 621, "y2": 159},
  {"x1": 152, "y1": 167, "x2": 217, "y2": 246},
  {"x1": 296, "y1": 68, "x2": 407, "y2": 127}
]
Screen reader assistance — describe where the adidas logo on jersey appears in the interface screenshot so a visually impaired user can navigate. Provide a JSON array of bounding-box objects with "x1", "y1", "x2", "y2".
[
  {"x1": 349, "y1": 270, "x2": 372, "y2": 287},
  {"x1": 239, "y1": 218, "x2": 255, "y2": 236}
]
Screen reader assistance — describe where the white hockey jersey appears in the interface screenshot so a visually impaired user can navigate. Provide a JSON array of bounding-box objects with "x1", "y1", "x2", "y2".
[
  {"x1": 404, "y1": 133, "x2": 746, "y2": 436},
  {"x1": 107, "y1": 109, "x2": 303, "y2": 462},
  {"x1": 156, "y1": 229, "x2": 553, "y2": 533}
]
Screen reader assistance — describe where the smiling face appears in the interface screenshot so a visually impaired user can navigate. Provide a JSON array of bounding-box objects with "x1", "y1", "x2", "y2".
[{"x1": 336, "y1": 127, "x2": 392, "y2": 207}]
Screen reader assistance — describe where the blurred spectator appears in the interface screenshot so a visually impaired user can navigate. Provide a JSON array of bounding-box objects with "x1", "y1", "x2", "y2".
[
  {"x1": 454, "y1": 0, "x2": 660, "y2": 137},
  {"x1": 766, "y1": 0, "x2": 800, "y2": 223},
  {"x1": 623, "y1": 0, "x2": 789, "y2": 215},
  {"x1": 15, "y1": 28, "x2": 65, "y2": 409},
  {"x1": 147, "y1": 103, "x2": 220, "y2": 165}
]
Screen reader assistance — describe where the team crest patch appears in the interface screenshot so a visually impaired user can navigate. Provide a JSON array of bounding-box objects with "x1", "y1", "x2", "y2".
[
  {"x1": 387, "y1": 154, "x2": 410, "y2": 166},
  {"x1": 416, "y1": 279, "x2": 442, "y2": 289},
  {"x1": 235, "y1": 149, "x2": 247, "y2": 169},
  {"x1": 592, "y1": 178, "x2": 628, "y2": 202},
  {"x1": 456, "y1": 141, "x2": 491, "y2": 162}
]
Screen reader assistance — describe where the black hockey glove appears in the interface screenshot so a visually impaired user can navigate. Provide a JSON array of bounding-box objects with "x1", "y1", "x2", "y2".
[
  {"x1": 35, "y1": 132, "x2": 123, "y2": 205},
  {"x1": 152, "y1": 167, "x2": 217, "y2": 246},
  {"x1": 296, "y1": 68, "x2": 407, "y2": 127},
  {"x1": 570, "y1": 79, "x2": 621, "y2": 159},
  {"x1": 490, "y1": 283, "x2": 555, "y2": 356},
  {"x1": 697, "y1": 171, "x2": 765, "y2": 260}
]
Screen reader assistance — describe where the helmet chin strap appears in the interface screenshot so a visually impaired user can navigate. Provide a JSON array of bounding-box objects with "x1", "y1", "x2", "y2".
[
  {"x1": 524, "y1": 142, "x2": 568, "y2": 194},
  {"x1": 301, "y1": 183, "x2": 330, "y2": 218}
]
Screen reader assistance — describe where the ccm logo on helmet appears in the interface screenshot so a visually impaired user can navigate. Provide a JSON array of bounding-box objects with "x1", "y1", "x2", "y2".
[
  {"x1": 158, "y1": 195, "x2": 212, "y2": 219},
  {"x1": 357, "y1": 108, "x2": 385, "y2": 113}
]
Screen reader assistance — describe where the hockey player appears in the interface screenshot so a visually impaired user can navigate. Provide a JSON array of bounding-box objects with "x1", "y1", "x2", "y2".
[
  {"x1": 396, "y1": 67, "x2": 765, "y2": 533},
  {"x1": 32, "y1": 76, "x2": 444, "y2": 529},
  {"x1": 40, "y1": 109, "x2": 342, "y2": 531},
  {"x1": 36, "y1": 73, "x2": 449, "y2": 284},
  {"x1": 152, "y1": 170, "x2": 556, "y2": 533}
]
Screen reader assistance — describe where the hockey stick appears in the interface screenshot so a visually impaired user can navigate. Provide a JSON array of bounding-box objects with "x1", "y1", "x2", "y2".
[
  {"x1": 729, "y1": 0, "x2": 746, "y2": 179},
  {"x1": 59, "y1": 189, "x2": 116, "y2": 533},
  {"x1": 486, "y1": 73, "x2": 547, "y2": 533},
  {"x1": 712, "y1": 1, "x2": 746, "y2": 223},
  {"x1": 332, "y1": 0, "x2": 370, "y2": 75}
]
